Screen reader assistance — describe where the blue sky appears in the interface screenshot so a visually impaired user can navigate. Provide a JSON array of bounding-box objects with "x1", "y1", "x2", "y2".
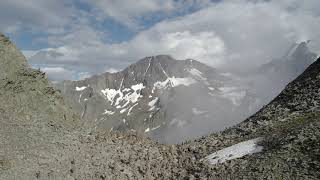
[
  {"x1": 1, "y1": 0, "x2": 319, "y2": 81},
  {"x1": 8, "y1": 0, "x2": 218, "y2": 49}
]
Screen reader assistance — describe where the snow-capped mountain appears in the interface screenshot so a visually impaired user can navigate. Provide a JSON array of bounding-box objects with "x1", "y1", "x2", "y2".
[
  {"x1": 55, "y1": 42, "x2": 317, "y2": 143},
  {"x1": 56, "y1": 55, "x2": 259, "y2": 143}
]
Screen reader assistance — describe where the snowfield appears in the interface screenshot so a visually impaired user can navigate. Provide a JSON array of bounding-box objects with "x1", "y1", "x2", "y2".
[
  {"x1": 205, "y1": 138, "x2": 263, "y2": 165},
  {"x1": 153, "y1": 77, "x2": 196, "y2": 91}
]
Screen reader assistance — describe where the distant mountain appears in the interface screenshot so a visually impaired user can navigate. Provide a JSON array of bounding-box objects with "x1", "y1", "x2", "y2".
[
  {"x1": 249, "y1": 41, "x2": 318, "y2": 102},
  {"x1": 261, "y1": 41, "x2": 316, "y2": 75},
  {"x1": 56, "y1": 55, "x2": 260, "y2": 143},
  {"x1": 56, "y1": 42, "x2": 318, "y2": 144}
]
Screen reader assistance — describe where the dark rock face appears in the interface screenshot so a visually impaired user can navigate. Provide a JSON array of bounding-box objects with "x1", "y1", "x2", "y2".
[{"x1": 57, "y1": 55, "x2": 261, "y2": 143}]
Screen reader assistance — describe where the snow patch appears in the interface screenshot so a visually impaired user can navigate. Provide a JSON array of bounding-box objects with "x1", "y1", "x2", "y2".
[
  {"x1": 127, "y1": 103, "x2": 138, "y2": 116},
  {"x1": 101, "y1": 83, "x2": 145, "y2": 107},
  {"x1": 151, "y1": 125, "x2": 161, "y2": 131},
  {"x1": 103, "y1": 109, "x2": 115, "y2": 115},
  {"x1": 143, "y1": 57, "x2": 151, "y2": 76},
  {"x1": 153, "y1": 77, "x2": 196, "y2": 91},
  {"x1": 145, "y1": 125, "x2": 161, "y2": 133},
  {"x1": 76, "y1": 86, "x2": 87, "y2": 91},
  {"x1": 131, "y1": 83, "x2": 145, "y2": 91},
  {"x1": 159, "y1": 62, "x2": 169, "y2": 78},
  {"x1": 123, "y1": 88, "x2": 131, "y2": 92},
  {"x1": 148, "y1": 97, "x2": 159, "y2": 111},
  {"x1": 205, "y1": 138, "x2": 263, "y2": 165},
  {"x1": 120, "y1": 108, "x2": 127, "y2": 114},
  {"x1": 101, "y1": 88, "x2": 118, "y2": 104},
  {"x1": 189, "y1": 68, "x2": 206, "y2": 81}
]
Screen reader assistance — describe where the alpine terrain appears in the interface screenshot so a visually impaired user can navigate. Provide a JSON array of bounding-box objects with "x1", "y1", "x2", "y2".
[
  {"x1": 56, "y1": 41, "x2": 317, "y2": 144},
  {"x1": 1, "y1": 33, "x2": 320, "y2": 179}
]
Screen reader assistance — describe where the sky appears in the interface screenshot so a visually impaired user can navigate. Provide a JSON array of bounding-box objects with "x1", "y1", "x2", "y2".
[{"x1": 1, "y1": 0, "x2": 320, "y2": 81}]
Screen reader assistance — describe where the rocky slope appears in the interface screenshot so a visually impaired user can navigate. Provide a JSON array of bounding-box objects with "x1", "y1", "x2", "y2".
[
  {"x1": 180, "y1": 56, "x2": 320, "y2": 179},
  {"x1": 1, "y1": 33, "x2": 319, "y2": 179},
  {"x1": 56, "y1": 55, "x2": 261, "y2": 143},
  {"x1": 0, "y1": 33, "x2": 188, "y2": 179}
]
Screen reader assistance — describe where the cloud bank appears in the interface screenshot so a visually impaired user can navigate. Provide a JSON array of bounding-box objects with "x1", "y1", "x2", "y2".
[{"x1": 2, "y1": 0, "x2": 319, "y2": 81}]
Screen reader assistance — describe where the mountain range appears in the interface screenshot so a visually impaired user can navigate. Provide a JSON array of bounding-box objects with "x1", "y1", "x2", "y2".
[
  {"x1": 1, "y1": 33, "x2": 320, "y2": 179},
  {"x1": 56, "y1": 55, "x2": 262, "y2": 143},
  {"x1": 56, "y1": 41, "x2": 317, "y2": 143}
]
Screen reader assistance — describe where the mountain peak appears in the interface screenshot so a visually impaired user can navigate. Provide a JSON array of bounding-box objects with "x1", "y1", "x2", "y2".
[
  {"x1": 0, "y1": 33, "x2": 28, "y2": 79},
  {"x1": 285, "y1": 41, "x2": 316, "y2": 59}
]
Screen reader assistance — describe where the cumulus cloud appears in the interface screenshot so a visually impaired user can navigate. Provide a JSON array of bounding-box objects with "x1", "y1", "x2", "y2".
[
  {"x1": 41, "y1": 67, "x2": 75, "y2": 81},
  {"x1": 87, "y1": 0, "x2": 213, "y2": 29},
  {"x1": 0, "y1": 0, "x2": 75, "y2": 34},
  {"x1": 22, "y1": 0, "x2": 320, "y2": 80}
]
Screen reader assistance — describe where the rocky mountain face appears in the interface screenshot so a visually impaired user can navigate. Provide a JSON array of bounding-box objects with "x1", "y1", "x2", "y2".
[
  {"x1": 56, "y1": 55, "x2": 261, "y2": 143},
  {"x1": 1, "y1": 33, "x2": 320, "y2": 179},
  {"x1": 181, "y1": 56, "x2": 320, "y2": 179}
]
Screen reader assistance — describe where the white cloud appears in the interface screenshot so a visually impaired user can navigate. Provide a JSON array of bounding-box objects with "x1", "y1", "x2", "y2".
[
  {"x1": 123, "y1": 30, "x2": 226, "y2": 66},
  {"x1": 24, "y1": 0, "x2": 320, "y2": 81},
  {"x1": 41, "y1": 67, "x2": 75, "y2": 81},
  {"x1": 105, "y1": 68, "x2": 121, "y2": 73},
  {"x1": 87, "y1": 0, "x2": 212, "y2": 29},
  {"x1": 22, "y1": 50, "x2": 39, "y2": 59},
  {"x1": 0, "y1": 0, "x2": 75, "y2": 34},
  {"x1": 78, "y1": 72, "x2": 92, "y2": 80}
]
